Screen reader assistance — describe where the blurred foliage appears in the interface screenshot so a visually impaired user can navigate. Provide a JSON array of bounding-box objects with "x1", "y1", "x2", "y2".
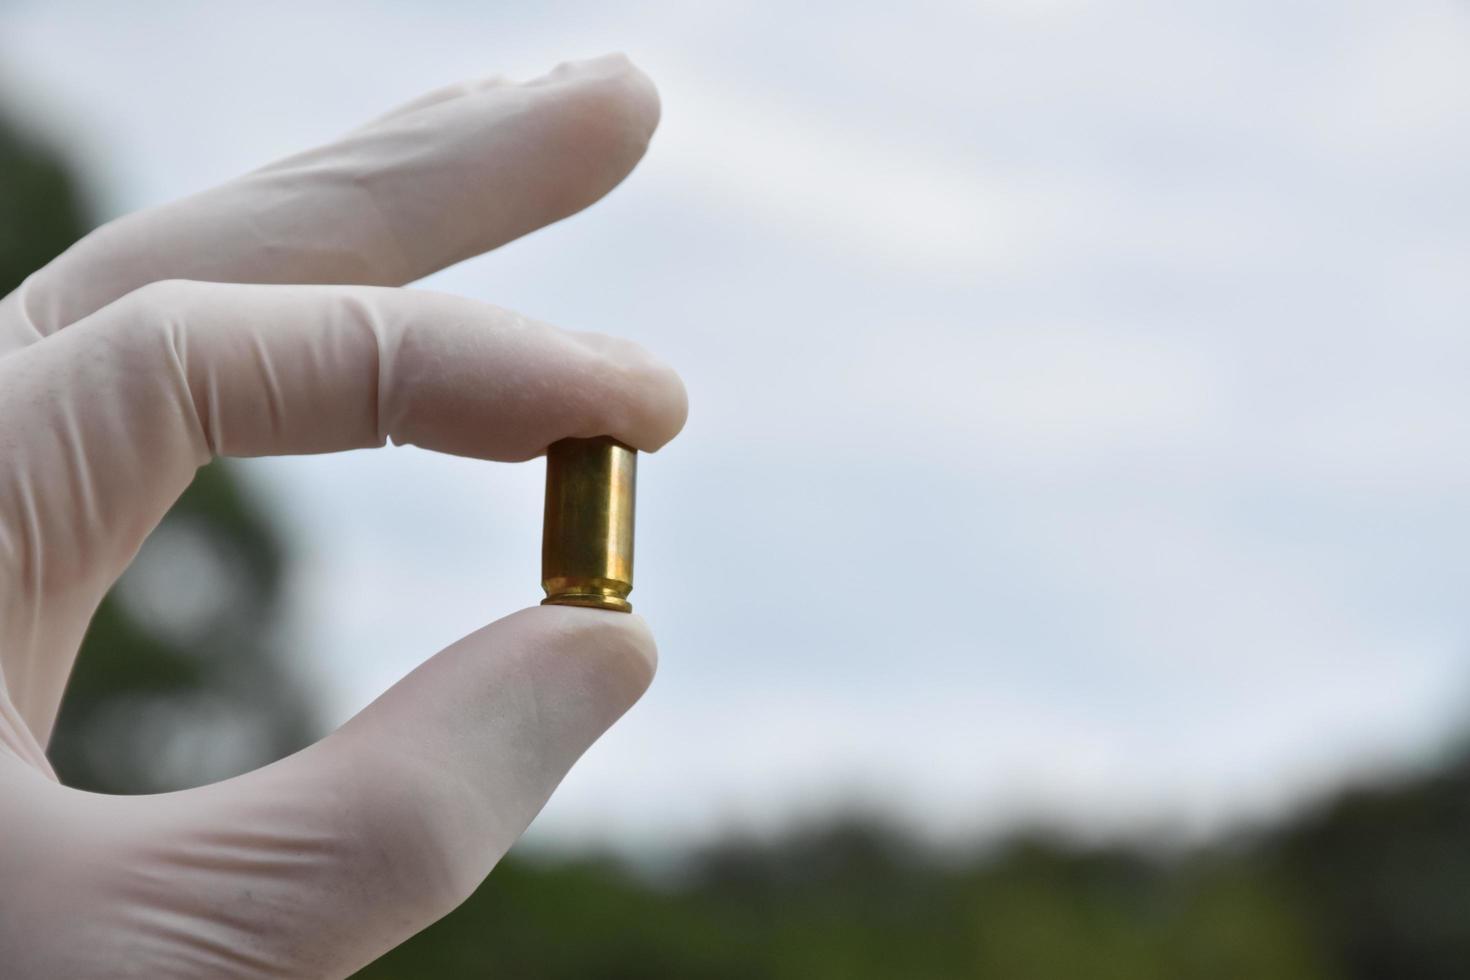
[
  {"x1": 355, "y1": 778, "x2": 1470, "y2": 980},
  {"x1": 50, "y1": 457, "x2": 318, "y2": 793},
  {"x1": 0, "y1": 115, "x2": 89, "y2": 297},
  {"x1": 10, "y1": 106, "x2": 1470, "y2": 980}
]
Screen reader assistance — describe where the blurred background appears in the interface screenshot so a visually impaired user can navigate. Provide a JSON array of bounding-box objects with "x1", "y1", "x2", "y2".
[{"x1": 5, "y1": 0, "x2": 1470, "y2": 976}]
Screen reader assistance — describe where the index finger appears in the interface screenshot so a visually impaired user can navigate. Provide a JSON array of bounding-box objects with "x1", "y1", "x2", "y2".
[{"x1": 0, "y1": 53, "x2": 659, "y2": 352}]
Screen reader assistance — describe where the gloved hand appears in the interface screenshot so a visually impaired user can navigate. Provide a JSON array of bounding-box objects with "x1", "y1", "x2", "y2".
[{"x1": 0, "y1": 54, "x2": 686, "y2": 979}]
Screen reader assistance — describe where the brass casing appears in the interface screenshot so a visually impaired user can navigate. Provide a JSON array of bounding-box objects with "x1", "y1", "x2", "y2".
[{"x1": 541, "y1": 436, "x2": 636, "y2": 612}]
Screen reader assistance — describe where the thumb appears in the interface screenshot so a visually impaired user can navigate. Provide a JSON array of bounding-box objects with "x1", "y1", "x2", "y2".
[
  {"x1": 322, "y1": 605, "x2": 658, "y2": 906},
  {"x1": 63, "y1": 606, "x2": 654, "y2": 979}
]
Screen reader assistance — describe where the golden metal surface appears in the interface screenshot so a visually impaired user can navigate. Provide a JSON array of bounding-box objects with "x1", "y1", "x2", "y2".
[{"x1": 541, "y1": 436, "x2": 636, "y2": 613}]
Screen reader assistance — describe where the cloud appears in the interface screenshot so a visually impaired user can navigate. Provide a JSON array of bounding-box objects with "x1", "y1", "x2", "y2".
[{"x1": 7, "y1": 0, "x2": 1470, "y2": 852}]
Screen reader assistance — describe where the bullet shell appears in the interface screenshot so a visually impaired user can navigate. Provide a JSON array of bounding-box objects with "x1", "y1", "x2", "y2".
[{"x1": 541, "y1": 436, "x2": 636, "y2": 613}]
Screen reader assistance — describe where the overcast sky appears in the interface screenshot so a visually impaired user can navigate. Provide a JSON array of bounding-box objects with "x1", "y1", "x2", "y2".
[{"x1": 4, "y1": 0, "x2": 1470, "y2": 853}]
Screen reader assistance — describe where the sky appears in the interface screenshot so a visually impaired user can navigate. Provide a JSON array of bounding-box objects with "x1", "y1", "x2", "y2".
[{"x1": 4, "y1": 0, "x2": 1470, "y2": 853}]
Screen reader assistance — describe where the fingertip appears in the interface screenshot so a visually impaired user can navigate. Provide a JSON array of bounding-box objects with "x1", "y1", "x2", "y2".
[
  {"x1": 534, "y1": 53, "x2": 659, "y2": 113},
  {"x1": 559, "y1": 328, "x2": 688, "y2": 452},
  {"x1": 640, "y1": 358, "x2": 689, "y2": 452},
  {"x1": 529, "y1": 52, "x2": 661, "y2": 154},
  {"x1": 612, "y1": 338, "x2": 688, "y2": 453},
  {"x1": 520, "y1": 604, "x2": 659, "y2": 698},
  {"x1": 609, "y1": 55, "x2": 663, "y2": 143}
]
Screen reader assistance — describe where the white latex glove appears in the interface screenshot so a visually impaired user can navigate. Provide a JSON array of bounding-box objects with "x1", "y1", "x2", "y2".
[{"x1": 0, "y1": 54, "x2": 686, "y2": 978}]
